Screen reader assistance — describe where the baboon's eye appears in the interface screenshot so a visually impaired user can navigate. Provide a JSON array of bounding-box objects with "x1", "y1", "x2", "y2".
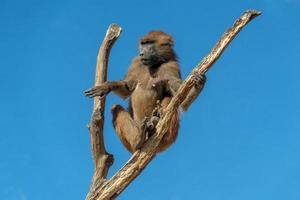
[
  {"x1": 161, "y1": 43, "x2": 171, "y2": 46},
  {"x1": 141, "y1": 40, "x2": 155, "y2": 45}
]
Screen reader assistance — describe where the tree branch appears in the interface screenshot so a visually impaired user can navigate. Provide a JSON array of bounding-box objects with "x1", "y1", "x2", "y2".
[
  {"x1": 86, "y1": 24, "x2": 122, "y2": 200},
  {"x1": 86, "y1": 10, "x2": 261, "y2": 200}
]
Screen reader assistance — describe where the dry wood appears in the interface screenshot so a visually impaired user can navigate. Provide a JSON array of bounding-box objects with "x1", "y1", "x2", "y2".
[
  {"x1": 86, "y1": 24, "x2": 122, "y2": 200},
  {"x1": 85, "y1": 10, "x2": 261, "y2": 200}
]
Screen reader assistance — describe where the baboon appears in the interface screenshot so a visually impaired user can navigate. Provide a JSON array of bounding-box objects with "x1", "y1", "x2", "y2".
[{"x1": 85, "y1": 31, "x2": 206, "y2": 153}]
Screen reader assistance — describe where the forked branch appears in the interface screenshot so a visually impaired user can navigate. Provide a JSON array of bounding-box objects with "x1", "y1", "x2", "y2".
[{"x1": 86, "y1": 10, "x2": 261, "y2": 200}]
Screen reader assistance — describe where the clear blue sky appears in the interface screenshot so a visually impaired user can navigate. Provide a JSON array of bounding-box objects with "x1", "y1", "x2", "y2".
[{"x1": 1, "y1": 0, "x2": 299, "y2": 199}]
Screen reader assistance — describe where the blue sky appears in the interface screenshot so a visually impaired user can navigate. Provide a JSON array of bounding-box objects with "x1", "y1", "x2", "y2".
[{"x1": 0, "y1": 0, "x2": 300, "y2": 199}]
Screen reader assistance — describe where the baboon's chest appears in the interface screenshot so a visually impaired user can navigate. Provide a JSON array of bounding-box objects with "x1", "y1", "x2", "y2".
[{"x1": 131, "y1": 78, "x2": 164, "y2": 123}]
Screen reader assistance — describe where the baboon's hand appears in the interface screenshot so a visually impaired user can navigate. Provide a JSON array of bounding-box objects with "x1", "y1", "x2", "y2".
[
  {"x1": 147, "y1": 116, "x2": 160, "y2": 131},
  {"x1": 84, "y1": 84, "x2": 111, "y2": 98},
  {"x1": 152, "y1": 100, "x2": 163, "y2": 118},
  {"x1": 192, "y1": 71, "x2": 206, "y2": 86}
]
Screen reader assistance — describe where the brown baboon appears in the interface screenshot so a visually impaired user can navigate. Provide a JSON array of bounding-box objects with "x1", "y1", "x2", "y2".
[{"x1": 85, "y1": 31, "x2": 206, "y2": 153}]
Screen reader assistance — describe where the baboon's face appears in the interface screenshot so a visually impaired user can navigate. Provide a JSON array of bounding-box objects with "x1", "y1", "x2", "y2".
[{"x1": 139, "y1": 31, "x2": 174, "y2": 67}]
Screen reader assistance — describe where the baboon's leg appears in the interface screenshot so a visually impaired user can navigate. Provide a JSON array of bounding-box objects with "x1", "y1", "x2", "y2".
[
  {"x1": 156, "y1": 97, "x2": 180, "y2": 152},
  {"x1": 111, "y1": 104, "x2": 145, "y2": 152}
]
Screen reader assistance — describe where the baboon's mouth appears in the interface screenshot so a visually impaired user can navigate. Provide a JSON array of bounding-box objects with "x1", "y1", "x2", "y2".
[{"x1": 141, "y1": 58, "x2": 150, "y2": 63}]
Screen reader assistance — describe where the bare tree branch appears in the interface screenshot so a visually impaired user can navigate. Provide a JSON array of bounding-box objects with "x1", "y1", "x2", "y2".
[
  {"x1": 85, "y1": 10, "x2": 261, "y2": 200},
  {"x1": 86, "y1": 24, "x2": 122, "y2": 200}
]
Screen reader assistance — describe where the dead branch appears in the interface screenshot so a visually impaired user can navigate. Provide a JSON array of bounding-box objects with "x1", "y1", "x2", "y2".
[
  {"x1": 86, "y1": 24, "x2": 122, "y2": 200},
  {"x1": 85, "y1": 10, "x2": 261, "y2": 200}
]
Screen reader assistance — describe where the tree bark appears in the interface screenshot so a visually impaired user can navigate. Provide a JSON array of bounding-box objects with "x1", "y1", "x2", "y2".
[
  {"x1": 86, "y1": 24, "x2": 122, "y2": 200},
  {"x1": 85, "y1": 10, "x2": 261, "y2": 200}
]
